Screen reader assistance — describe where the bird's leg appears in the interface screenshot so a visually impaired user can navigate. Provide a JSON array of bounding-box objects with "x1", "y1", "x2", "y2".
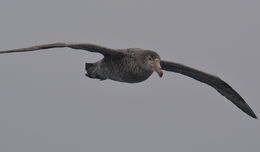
[
  {"x1": 85, "y1": 73, "x2": 106, "y2": 81},
  {"x1": 85, "y1": 73, "x2": 94, "y2": 78}
]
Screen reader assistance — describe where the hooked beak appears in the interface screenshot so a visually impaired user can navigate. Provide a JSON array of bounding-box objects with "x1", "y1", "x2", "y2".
[{"x1": 154, "y1": 59, "x2": 163, "y2": 77}]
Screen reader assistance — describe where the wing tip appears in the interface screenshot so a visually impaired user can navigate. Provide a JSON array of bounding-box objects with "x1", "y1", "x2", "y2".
[
  {"x1": 243, "y1": 104, "x2": 257, "y2": 119},
  {"x1": 249, "y1": 112, "x2": 257, "y2": 119}
]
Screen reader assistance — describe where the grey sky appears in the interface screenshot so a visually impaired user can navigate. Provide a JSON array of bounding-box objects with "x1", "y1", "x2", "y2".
[{"x1": 0, "y1": 0, "x2": 259, "y2": 152}]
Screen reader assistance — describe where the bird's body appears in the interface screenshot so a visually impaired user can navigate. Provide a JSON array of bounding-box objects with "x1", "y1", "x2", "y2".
[
  {"x1": 86, "y1": 49, "x2": 156, "y2": 83},
  {"x1": 0, "y1": 42, "x2": 257, "y2": 119}
]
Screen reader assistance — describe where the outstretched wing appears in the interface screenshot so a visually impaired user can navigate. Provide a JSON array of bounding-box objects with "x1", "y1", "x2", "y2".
[
  {"x1": 160, "y1": 60, "x2": 257, "y2": 119},
  {"x1": 0, "y1": 43, "x2": 125, "y2": 56}
]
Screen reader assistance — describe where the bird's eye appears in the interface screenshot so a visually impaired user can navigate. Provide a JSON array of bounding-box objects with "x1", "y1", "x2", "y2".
[{"x1": 148, "y1": 57, "x2": 152, "y2": 61}]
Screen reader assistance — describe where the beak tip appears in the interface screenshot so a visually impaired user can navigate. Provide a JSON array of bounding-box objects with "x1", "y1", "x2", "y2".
[{"x1": 159, "y1": 71, "x2": 163, "y2": 77}]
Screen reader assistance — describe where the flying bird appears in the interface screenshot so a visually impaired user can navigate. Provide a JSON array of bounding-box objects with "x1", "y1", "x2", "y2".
[{"x1": 0, "y1": 43, "x2": 257, "y2": 119}]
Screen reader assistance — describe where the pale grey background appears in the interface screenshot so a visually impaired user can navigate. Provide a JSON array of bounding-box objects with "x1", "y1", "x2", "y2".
[{"x1": 0, "y1": 0, "x2": 259, "y2": 152}]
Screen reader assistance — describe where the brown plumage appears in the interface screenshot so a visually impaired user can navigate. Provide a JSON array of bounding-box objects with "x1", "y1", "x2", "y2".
[{"x1": 0, "y1": 43, "x2": 257, "y2": 119}]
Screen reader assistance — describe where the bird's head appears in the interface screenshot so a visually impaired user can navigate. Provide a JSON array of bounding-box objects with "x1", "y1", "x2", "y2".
[{"x1": 141, "y1": 50, "x2": 163, "y2": 77}]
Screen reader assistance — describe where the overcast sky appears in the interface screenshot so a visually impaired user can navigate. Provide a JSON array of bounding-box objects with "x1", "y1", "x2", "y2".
[{"x1": 0, "y1": 0, "x2": 259, "y2": 152}]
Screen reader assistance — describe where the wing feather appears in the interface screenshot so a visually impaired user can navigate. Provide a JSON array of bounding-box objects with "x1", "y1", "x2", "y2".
[
  {"x1": 0, "y1": 43, "x2": 124, "y2": 56},
  {"x1": 160, "y1": 60, "x2": 257, "y2": 119}
]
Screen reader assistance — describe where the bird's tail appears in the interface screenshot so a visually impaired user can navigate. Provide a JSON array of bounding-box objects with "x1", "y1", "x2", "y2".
[{"x1": 85, "y1": 63, "x2": 94, "y2": 71}]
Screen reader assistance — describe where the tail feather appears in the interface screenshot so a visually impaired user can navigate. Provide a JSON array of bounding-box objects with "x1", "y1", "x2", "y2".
[{"x1": 85, "y1": 63, "x2": 94, "y2": 71}]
